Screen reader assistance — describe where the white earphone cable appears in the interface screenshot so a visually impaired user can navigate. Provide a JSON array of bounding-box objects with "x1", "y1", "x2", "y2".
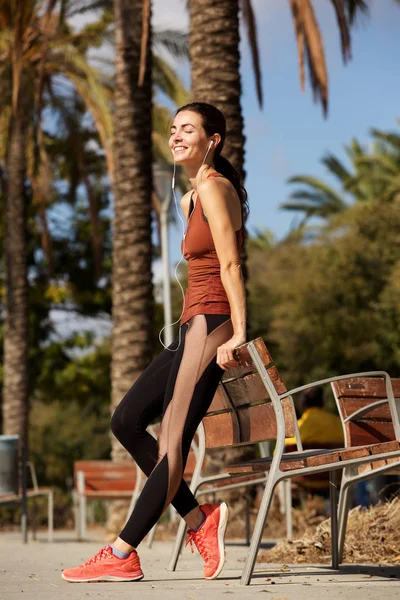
[
  {"x1": 157, "y1": 161, "x2": 186, "y2": 351},
  {"x1": 158, "y1": 142, "x2": 214, "y2": 351}
]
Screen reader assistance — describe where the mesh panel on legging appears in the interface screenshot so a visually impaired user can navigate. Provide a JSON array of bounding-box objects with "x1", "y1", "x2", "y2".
[{"x1": 110, "y1": 313, "x2": 233, "y2": 548}]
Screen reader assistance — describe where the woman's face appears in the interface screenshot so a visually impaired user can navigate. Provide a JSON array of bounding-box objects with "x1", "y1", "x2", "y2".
[{"x1": 169, "y1": 110, "x2": 211, "y2": 165}]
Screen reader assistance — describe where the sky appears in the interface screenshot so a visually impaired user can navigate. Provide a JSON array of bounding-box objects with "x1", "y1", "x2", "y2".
[
  {"x1": 66, "y1": 0, "x2": 400, "y2": 309},
  {"x1": 150, "y1": 0, "x2": 400, "y2": 277}
]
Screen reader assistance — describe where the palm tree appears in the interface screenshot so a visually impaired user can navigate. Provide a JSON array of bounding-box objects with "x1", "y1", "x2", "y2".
[
  {"x1": 110, "y1": 0, "x2": 154, "y2": 464},
  {"x1": 281, "y1": 137, "x2": 396, "y2": 223},
  {"x1": 189, "y1": 0, "x2": 244, "y2": 176},
  {"x1": 357, "y1": 125, "x2": 400, "y2": 203},
  {"x1": 189, "y1": 0, "x2": 374, "y2": 176},
  {"x1": 2, "y1": 1, "x2": 31, "y2": 444},
  {"x1": 0, "y1": 1, "x2": 113, "y2": 442}
]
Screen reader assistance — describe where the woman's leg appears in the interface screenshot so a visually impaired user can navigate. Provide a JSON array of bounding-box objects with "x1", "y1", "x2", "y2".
[
  {"x1": 61, "y1": 314, "x2": 232, "y2": 583},
  {"x1": 118, "y1": 314, "x2": 233, "y2": 548},
  {"x1": 110, "y1": 334, "x2": 202, "y2": 519}
]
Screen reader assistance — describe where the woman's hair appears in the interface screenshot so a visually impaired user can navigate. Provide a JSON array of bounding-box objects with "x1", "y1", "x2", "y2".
[{"x1": 175, "y1": 102, "x2": 249, "y2": 223}]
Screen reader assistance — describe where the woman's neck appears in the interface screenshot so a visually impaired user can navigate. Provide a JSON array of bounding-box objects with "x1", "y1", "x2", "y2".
[{"x1": 184, "y1": 160, "x2": 215, "y2": 191}]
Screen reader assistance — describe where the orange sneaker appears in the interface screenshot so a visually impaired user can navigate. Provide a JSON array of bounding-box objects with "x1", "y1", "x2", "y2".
[
  {"x1": 186, "y1": 502, "x2": 229, "y2": 579},
  {"x1": 61, "y1": 545, "x2": 144, "y2": 583}
]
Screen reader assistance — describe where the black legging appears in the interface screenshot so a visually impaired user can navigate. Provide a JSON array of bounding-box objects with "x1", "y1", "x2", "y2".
[{"x1": 110, "y1": 313, "x2": 233, "y2": 548}]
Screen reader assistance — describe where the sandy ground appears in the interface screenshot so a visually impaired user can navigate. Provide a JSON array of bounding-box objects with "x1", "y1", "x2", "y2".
[{"x1": 0, "y1": 529, "x2": 399, "y2": 600}]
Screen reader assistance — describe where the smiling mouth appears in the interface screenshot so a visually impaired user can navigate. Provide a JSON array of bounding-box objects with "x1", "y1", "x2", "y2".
[{"x1": 174, "y1": 146, "x2": 188, "y2": 152}]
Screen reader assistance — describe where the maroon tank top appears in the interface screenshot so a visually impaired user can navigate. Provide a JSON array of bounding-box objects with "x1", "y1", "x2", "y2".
[{"x1": 180, "y1": 173, "x2": 245, "y2": 326}]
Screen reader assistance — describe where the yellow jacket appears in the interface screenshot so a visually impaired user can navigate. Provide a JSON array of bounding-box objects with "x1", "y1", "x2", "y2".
[{"x1": 285, "y1": 407, "x2": 344, "y2": 447}]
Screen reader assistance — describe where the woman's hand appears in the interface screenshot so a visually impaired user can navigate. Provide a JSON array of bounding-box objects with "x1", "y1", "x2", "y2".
[{"x1": 216, "y1": 335, "x2": 246, "y2": 371}]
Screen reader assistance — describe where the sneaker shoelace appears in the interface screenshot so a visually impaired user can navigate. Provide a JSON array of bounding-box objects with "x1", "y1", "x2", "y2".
[
  {"x1": 186, "y1": 529, "x2": 212, "y2": 561},
  {"x1": 82, "y1": 546, "x2": 112, "y2": 568}
]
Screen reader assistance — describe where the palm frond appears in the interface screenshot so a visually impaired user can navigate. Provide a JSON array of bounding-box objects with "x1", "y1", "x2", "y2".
[
  {"x1": 290, "y1": 0, "x2": 328, "y2": 116},
  {"x1": 329, "y1": 0, "x2": 351, "y2": 62},
  {"x1": 72, "y1": 10, "x2": 114, "y2": 51},
  {"x1": 153, "y1": 53, "x2": 190, "y2": 107},
  {"x1": 138, "y1": 0, "x2": 151, "y2": 87},
  {"x1": 321, "y1": 152, "x2": 352, "y2": 182},
  {"x1": 240, "y1": 0, "x2": 263, "y2": 108},
  {"x1": 344, "y1": 0, "x2": 369, "y2": 24},
  {"x1": 66, "y1": 0, "x2": 113, "y2": 17},
  {"x1": 289, "y1": 0, "x2": 305, "y2": 92},
  {"x1": 371, "y1": 128, "x2": 400, "y2": 150},
  {"x1": 284, "y1": 175, "x2": 348, "y2": 219},
  {"x1": 288, "y1": 175, "x2": 343, "y2": 199},
  {"x1": 153, "y1": 29, "x2": 189, "y2": 59}
]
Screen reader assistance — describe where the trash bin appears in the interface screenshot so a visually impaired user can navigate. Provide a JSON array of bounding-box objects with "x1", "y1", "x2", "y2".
[{"x1": 0, "y1": 435, "x2": 19, "y2": 495}]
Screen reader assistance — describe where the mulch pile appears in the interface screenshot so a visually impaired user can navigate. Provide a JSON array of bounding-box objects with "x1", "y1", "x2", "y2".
[{"x1": 257, "y1": 495, "x2": 400, "y2": 564}]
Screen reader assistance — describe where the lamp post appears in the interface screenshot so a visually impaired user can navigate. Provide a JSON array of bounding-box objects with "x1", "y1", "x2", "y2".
[{"x1": 153, "y1": 163, "x2": 174, "y2": 347}]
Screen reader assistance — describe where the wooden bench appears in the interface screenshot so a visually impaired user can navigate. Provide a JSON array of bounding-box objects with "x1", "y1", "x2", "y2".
[
  {"x1": 331, "y1": 377, "x2": 400, "y2": 562},
  {"x1": 74, "y1": 460, "x2": 143, "y2": 540},
  {"x1": 167, "y1": 337, "x2": 400, "y2": 585},
  {"x1": 75, "y1": 429, "x2": 204, "y2": 542},
  {"x1": 0, "y1": 461, "x2": 54, "y2": 542}
]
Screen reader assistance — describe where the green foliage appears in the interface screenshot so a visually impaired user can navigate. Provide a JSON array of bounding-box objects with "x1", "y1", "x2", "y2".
[
  {"x1": 29, "y1": 337, "x2": 112, "y2": 488},
  {"x1": 247, "y1": 201, "x2": 400, "y2": 389}
]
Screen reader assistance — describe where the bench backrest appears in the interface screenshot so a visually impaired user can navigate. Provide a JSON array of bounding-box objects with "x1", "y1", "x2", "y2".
[
  {"x1": 203, "y1": 338, "x2": 298, "y2": 449},
  {"x1": 331, "y1": 377, "x2": 400, "y2": 447},
  {"x1": 74, "y1": 460, "x2": 138, "y2": 492}
]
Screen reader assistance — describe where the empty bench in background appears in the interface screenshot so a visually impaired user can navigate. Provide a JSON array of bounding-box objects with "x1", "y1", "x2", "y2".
[
  {"x1": 0, "y1": 435, "x2": 53, "y2": 542},
  {"x1": 168, "y1": 337, "x2": 400, "y2": 585},
  {"x1": 331, "y1": 377, "x2": 400, "y2": 562},
  {"x1": 74, "y1": 460, "x2": 143, "y2": 540}
]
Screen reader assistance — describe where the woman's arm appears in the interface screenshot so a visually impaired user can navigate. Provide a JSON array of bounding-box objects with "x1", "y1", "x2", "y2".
[{"x1": 197, "y1": 178, "x2": 246, "y2": 369}]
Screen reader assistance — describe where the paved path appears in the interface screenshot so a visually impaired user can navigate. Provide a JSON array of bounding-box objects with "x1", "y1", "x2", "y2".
[{"x1": 1, "y1": 530, "x2": 399, "y2": 599}]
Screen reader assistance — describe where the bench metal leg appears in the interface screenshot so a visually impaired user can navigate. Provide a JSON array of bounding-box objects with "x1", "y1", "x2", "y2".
[
  {"x1": 338, "y1": 480, "x2": 352, "y2": 563},
  {"x1": 79, "y1": 495, "x2": 87, "y2": 541},
  {"x1": 48, "y1": 491, "x2": 54, "y2": 543},
  {"x1": 168, "y1": 518, "x2": 187, "y2": 571},
  {"x1": 32, "y1": 498, "x2": 37, "y2": 541},
  {"x1": 330, "y1": 470, "x2": 339, "y2": 570},
  {"x1": 245, "y1": 494, "x2": 251, "y2": 546},
  {"x1": 284, "y1": 478, "x2": 293, "y2": 541},
  {"x1": 147, "y1": 523, "x2": 157, "y2": 548},
  {"x1": 240, "y1": 476, "x2": 278, "y2": 585}
]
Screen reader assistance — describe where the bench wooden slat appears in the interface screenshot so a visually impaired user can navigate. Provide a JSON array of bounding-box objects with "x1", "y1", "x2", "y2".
[
  {"x1": 225, "y1": 449, "x2": 332, "y2": 474},
  {"x1": 346, "y1": 421, "x2": 395, "y2": 446},
  {"x1": 208, "y1": 385, "x2": 231, "y2": 413},
  {"x1": 333, "y1": 378, "x2": 400, "y2": 399},
  {"x1": 340, "y1": 398, "x2": 392, "y2": 421},
  {"x1": 221, "y1": 338, "x2": 274, "y2": 383},
  {"x1": 203, "y1": 411, "x2": 240, "y2": 447},
  {"x1": 331, "y1": 378, "x2": 399, "y2": 448},
  {"x1": 225, "y1": 441, "x2": 400, "y2": 474},
  {"x1": 204, "y1": 397, "x2": 296, "y2": 449},
  {"x1": 370, "y1": 440, "x2": 400, "y2": 454},
  {"x1": 82, "y1": 490, "x2": 134, "y2": 498}
]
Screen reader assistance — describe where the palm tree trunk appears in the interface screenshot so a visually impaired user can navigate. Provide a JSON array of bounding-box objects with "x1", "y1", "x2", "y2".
[
  {"x1": 189, "y1": 0, "x2": 252, "y2": 479},
  {"x1": 107, "y1": 0, "x2": 153, "y2": 538},
  {"x1": 3, "y1": 100, "x2": 29, "y2": 447},
  {"x1": 189, "y1": 0, "x2": 245, "y2": 178},
  {"x1": 111, "y1": 0, "x2": 153, "y2": 456}
]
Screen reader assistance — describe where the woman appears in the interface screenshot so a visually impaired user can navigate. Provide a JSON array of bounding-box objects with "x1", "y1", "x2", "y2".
[{"x1": 62, "y1": 102, "x2": 247, "y2": 583}]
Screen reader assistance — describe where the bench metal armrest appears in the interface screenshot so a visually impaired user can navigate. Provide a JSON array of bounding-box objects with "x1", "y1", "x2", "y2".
[
  {"x1": 279, "y1": 370, "x2": 389, "y2": 401},
  {"x1": 279, "y1": 370, "x2": 400, "y2": 443},
  {"x1": 342, "y1": 399, "x2": 388, "y2": 423}
]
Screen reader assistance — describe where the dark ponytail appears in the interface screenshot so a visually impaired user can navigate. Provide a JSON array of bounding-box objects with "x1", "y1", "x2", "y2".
[
  {"x1": 175, "y1": 102, "x2": 249, "y2": 224},
  {"x1": 214, "y1": 154, "x2": 249, "y2": 223}
]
